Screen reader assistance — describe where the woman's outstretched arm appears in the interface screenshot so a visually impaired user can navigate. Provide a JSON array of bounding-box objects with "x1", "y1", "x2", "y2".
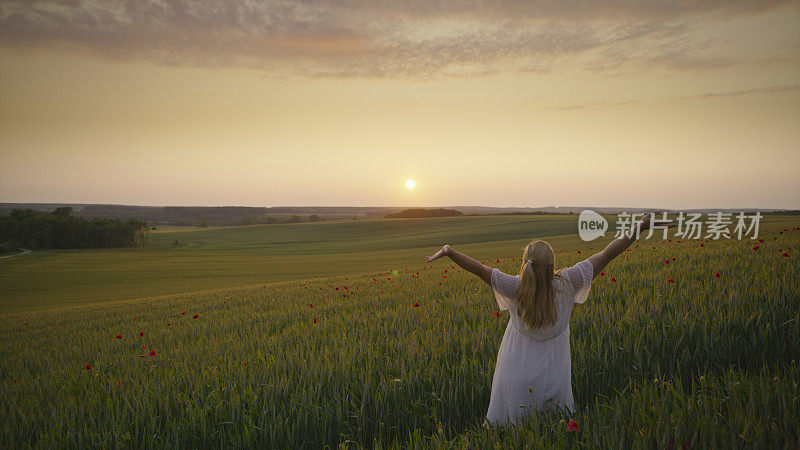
[
  {"x1": 425, "y1": 245, "x2": 493, "y2": 286},
  {"x1": 587, "y1": 212, "x2": 672, "y2": 279}
]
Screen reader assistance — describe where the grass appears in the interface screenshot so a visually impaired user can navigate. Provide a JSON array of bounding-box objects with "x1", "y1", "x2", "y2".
[
  {"x1": 0, "y1": 215, "x2": 586, "y2": 311},
  {"x1": 0, "y1": 214, "x2": 797, "y2": 447}
]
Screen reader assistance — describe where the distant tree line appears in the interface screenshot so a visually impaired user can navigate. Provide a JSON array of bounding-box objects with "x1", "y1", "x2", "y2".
[
  {"x1": 241, "y1": 214, "x2": 323, "y2": 225},
  {"x1": 0, "y1": 208, "x2": 148, "y2": 249},
  {"x1": 498, "y1": 211, "x2": 565, "y2": 216},
  {"x1": 385, "y1": 208, "x2": 463, "y2": 218},
  {"x1": 0, "y1": 205, "x2": 383, "y2": 226}
]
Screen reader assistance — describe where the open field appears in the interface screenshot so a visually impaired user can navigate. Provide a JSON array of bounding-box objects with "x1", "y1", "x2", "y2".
[
  {"x1": 1, "y1": 214, "x2": 798, "y2": 447},
  {"x1": 0, "y1": 215, "x2": 591, "y2": 311},
  {"x1": 5, "y1": 214, "x2": 794, "y2": 312}
]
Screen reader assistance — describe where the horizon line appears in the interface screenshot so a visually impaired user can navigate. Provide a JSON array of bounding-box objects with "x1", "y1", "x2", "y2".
[{"x1": 1, "y1": 201, "x2": 798, "y2": 212}]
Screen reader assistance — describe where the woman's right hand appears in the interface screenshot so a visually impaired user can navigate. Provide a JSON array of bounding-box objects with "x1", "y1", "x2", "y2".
[
  {"x1": 639, "y1": 211, "x2": 675, "y2": 232},
  {"x1": 639, "y1": 212, "x2": 656, "y2": 231},
  {"x1": 425, "y1": 245, "x2": 450, "y2": 263}
]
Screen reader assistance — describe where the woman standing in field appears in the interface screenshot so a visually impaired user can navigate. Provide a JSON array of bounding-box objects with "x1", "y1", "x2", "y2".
[{"x1": 425, "y1": 214, "x2": 659, "y2": 426}]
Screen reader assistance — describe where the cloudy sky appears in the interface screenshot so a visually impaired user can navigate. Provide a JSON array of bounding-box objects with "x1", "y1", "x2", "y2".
[{"x1": 0, "y1": 0, "x2": 798, "y2": 208}]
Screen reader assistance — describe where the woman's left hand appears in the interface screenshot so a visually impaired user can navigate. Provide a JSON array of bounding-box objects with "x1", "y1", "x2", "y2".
[{"x1": 425, "y1": 245, "x2": 450, "y2": 263}]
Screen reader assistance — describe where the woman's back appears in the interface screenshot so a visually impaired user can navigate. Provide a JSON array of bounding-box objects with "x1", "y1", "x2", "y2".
[
  {"x1": 490, "y1": 259, "x2": 594, "y2": 340},
  {"x1": 485, "y1": 259, "x2": 594, "y2": 426}
]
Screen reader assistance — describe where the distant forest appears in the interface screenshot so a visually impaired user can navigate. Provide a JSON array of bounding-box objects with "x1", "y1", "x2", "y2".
[
  {"x1": 0, "y1": 208, "x2": 148, "y2": 250},
  {"x1": 386, "y1": 208, "x2": 463, "y2": 218},
  {"x1": 0, "y1": 205, "x2": 399, "y2": 226}
]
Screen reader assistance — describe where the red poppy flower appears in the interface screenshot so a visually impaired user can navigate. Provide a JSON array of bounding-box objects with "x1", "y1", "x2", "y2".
[
  {"x1": 758, "y1": 238, "x2": 765, "y2": 243},
  {"x1": 193, "y1": 314, "x2": 199, "y2": 319},
  {"x1": 342, "y1": 294, "x2": 347, "y2": 298},
  {"x1": 442, "y1": 275, "x2": 447, "y2": 278},
  {"x1": 140, "y1": 344, "x2": 145, "y2": 350},
  {"x1": 138, "y1": 354, "x2": 147, "y2": 358},
  {"x1": 413, "y1": 302, "x2": 419, "y2": 308},
  {"x1": 714, "y1": 272, "x2": 720, "y2": 279},
  {"x1": 492, "y1": 311, "x2": 500, "y2": 317},
  {"x1": 667, "y1": 279, "x2": 675, "y2": 283},
  {"x1": 699, "y1": 243, "x2": 704, "y2": 247},
  {"x1": 167, "y1": 323, "x2": 171, "y2": 326},
  {"x1": 611, "y1": 277, "x2": 617, "y2": 282},
  {"x1": 671, "y1": 257, "x2": 676, "y2": 261},
  {"x1": 782, "y1": 253, "x2": 789, "y2": 257},
  {"x1": 752, "y1": 245, "x2": 759, "y2": 250},
  {"x1": 664, "y1": 259, "x2": 670, "y2": 264},
  {"x1": 239, "y1": 362, "x2": 247, "y2": 366},
  {"x1": 85, "y1": 364, "x2": 93, "y2": 370},
  {"x1": 312, "y1": 318, "x2": 317, "y2": 324},
  {"x1": 309, "y1": 304, "x2": 313, "y2": 308},
  {"x1": 577, "y1": 251, "x2": 581, "y2": 254},
  {"x1": 139, "y1": 331, "x2": 144, "y2": 338},
  {"x1": 116, "y1": 334, "x2": 123, "y2": 339},
  {"x1": 149, "y1": 350, "x2": 156, "y2": 357},
  {"x1": 599, "y1": 272, "x2": 604, "y2": 277},
  {"x1": 566, "y1": 418, "x2": 580, "y2": 432},
  {"x1": 181, "y1": 310, "x2": 186, "y2": 315}
]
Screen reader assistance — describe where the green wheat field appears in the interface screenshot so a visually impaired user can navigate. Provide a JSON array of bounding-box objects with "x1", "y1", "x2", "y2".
[{"x1": 1, "y1": 215, "x2": 798, "y2": 448}]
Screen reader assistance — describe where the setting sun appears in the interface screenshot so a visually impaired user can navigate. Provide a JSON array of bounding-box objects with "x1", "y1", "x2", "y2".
[{"x1": 405, "y1": 180, "x2": 415, "y2": 189}]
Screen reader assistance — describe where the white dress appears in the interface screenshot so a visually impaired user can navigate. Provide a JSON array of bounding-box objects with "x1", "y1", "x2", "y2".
[{"x1": 485, "y1": 259, "x2": 594, "y2": 426}]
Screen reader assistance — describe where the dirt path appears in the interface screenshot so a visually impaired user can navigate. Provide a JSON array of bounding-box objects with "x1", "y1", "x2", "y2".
[{"x1": 0, "y1": 249, "x2": 31, "y2": 259}]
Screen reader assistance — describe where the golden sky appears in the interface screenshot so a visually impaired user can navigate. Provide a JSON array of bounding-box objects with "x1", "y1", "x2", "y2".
[{"x1": 1, "y1": 0, "x2": 798, "y2": 209}]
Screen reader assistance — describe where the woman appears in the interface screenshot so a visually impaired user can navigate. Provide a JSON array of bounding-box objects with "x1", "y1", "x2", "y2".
[{"x1": 424, "y1": 213, "x2": 659, "y2": 426}]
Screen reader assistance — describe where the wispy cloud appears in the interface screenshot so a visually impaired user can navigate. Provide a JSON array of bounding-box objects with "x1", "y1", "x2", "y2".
[
  {"x1": 687, "y1": 83, "x2": 800, "y2": 99},
  {"x1": 547, "y1": 84, "x2": 800, "y2": 111},
  {"x1": 0, "y1": 0, "x2": 796, "y2": 78}
]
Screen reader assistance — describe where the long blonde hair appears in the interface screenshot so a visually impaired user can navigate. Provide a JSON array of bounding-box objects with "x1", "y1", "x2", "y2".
[{"x1": 515, "y1": 240, "x2": 560, "y2": 330}]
